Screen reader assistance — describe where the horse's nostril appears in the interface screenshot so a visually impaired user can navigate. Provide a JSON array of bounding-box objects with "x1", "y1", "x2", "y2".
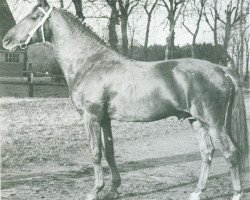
[{"x1": 3, "y1": 37, "x2": 11, "y2": 45}]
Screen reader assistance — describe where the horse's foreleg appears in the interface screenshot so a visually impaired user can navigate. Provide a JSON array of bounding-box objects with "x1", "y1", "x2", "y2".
[
  {"x1": 84, "y1": 115, "x2": 105, "y2": 200},
  {"x1": 190, "y1": 121, "x2": 215, "y2": 200},
  {"x1": 101, "y1": 119, "x2": 121, "y2": 199}
]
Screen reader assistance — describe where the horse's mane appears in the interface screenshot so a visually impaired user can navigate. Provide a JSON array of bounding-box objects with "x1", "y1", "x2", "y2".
[{"x1": 59, "y1": 9, "x2": 108, "y2": 47}]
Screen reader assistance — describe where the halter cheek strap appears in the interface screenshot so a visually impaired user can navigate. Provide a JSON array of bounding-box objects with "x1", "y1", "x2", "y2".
[{"x1": 19, "y1": 6, "x2": 53, "y2": 49}]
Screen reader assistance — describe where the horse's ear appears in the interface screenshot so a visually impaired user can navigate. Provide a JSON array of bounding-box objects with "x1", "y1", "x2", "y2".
[{"x1": 37, "y1": 0, "x2": 49, "y2": 7}]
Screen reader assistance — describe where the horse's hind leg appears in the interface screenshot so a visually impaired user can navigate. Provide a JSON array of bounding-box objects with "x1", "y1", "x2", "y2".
[
  {"x1": 211, "y1": 129, "x2": 242, "y2": 200},
  {"x1": 101, "y1": 119, "x2": 121, "y2": 199},
  {"x1": 230, "y1": 164, "x2": 242, "y2": 200},
  {"x1": 190, "y1": 120, "x2": 215, "y2": 200}
]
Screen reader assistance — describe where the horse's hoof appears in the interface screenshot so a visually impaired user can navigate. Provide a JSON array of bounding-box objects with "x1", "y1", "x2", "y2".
[
  {"x1": 189, "y1": 192, "x2": 200, "y2": 200},
  {"x1": 232, "y1": 192, "x2": 243, "y2": 200},
  {"x1": 103, "y1": 191, "x2": 119, "y2": 200},
  {"x1": 86, "y1": 193, "x2": 97, "y2": 200}
]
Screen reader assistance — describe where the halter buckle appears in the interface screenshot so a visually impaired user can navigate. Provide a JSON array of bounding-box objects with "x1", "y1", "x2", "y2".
[{"x1": 20, "y1": 43, "x2": 28, "y2": 49}]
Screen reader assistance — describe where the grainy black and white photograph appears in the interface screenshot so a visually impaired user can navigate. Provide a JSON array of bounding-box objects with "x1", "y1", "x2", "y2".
[{"x1": 0, "y1": 0, "x2": 249, "y2": 199}]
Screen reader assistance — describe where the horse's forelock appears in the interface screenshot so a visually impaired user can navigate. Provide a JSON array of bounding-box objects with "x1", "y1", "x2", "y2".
[{"x1": 37, "y1": 0, "x2": 49, "y2": 7}]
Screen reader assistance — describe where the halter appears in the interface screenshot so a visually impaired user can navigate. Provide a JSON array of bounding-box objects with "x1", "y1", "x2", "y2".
[{"x1": 19, "y1": 6, "x2": 53, "y2": 49}]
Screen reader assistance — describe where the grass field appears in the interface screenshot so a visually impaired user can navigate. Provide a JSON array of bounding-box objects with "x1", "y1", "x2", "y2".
[{"x1": 1, "y1": 97, "x2": 250, "y2": 200}]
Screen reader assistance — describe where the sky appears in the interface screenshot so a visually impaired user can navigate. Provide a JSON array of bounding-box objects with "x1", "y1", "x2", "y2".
[{"x1": 6, "y1": 0, "x2": 216, "y2": 46}]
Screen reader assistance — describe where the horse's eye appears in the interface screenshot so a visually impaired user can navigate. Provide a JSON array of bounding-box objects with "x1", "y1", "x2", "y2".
[{"x1": 30, "y1": 16, "x2": 37, "y2": 21}]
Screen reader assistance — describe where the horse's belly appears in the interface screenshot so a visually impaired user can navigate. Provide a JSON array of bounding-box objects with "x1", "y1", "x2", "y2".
[{"x1": 108, "y1": 91, "x2": 176, "y2": 122}]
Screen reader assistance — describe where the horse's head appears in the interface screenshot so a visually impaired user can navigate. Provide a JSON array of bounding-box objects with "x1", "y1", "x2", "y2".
[{"x1": 3, "y1": 0, "x2": 52, "y2": 52}]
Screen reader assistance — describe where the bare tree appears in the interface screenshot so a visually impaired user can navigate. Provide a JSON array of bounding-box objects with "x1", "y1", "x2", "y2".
[
  {"x1": 117, "y1": 0, "x2": 140, "y2": 56},
  {"x1": 106, "y1": 0, "x2": 119, "y2": 51},
  {"x1": 204, "y1": 0, "x2": 219, "y2": 63},
  {"x1": 161, "y1": 0, "x2": 188, "y2": 60},
  {"x1": 182, "y1": 0, "x2": 206, "y2": 57},
  {"x1": 204, "y1": 0, "x2": 249, "y2": 69},
  {"x1": 218, "y1": 0, "x2": 241, "y2": 66},
  {"x1": 143, "y1": 0, "x2": 158, "y2": 61}
]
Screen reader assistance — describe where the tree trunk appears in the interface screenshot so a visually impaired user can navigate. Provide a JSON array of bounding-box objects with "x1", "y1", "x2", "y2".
[
  {"x1": 236, "y1": 41, "x2": 240, "y2": 73},
  {"x1": 121, "y1": 16, "x2": 129, "y2": 56},
  {"x1": 191, "y1": 36, "x2": 196, "y2": 58},
  {"x1": 223, "y1": 24, "x2": 231, "y2": 66},
  {"x1": 244, "y1": 37, "x2": 249, "y2": 81},
  {"x1": 72, "y1": 0, "x2": 85, "y2": 20},
  {"x1": 165, "y1": 7, "x2": 176, "y2": 60},
  {"x1": 166, "y1": 17, "x2": 175, "y2": 60},
  {"x1": 59, "y1": 0, "x2": 64, "y2": 8},
  {"x1": 129, "y1": 29, "x2": 135, "y2": 59},
  {"x1": 144, "y1": 17, "x2": 151, "y2": 61},
  {"x1": 239, "y1": 0, "x2": 244, "y2": 78},
  {"x1": 108, "y1": 9, "x2": 118, "y2": 52},
  {"x1": 168, "y1": 30, "x2": 175, "y2": 59},
  {"x1": 192, "y1": 1, "x2": 205, "y2": 58},
  {"x1": 143, "y1": 0, "x2": 158, "y2": 61},
  {"x1": 213, "y1": 0, "x2": 219, "y2": 64}
]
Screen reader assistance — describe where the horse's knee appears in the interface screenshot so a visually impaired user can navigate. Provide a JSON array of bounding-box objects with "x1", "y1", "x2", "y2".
[
  {"x1": 91, "y1": 151, "x2": 102, "y2": 165},
  {"x1": 201, "y1": 148, "x2": 215, "y2": 164}
]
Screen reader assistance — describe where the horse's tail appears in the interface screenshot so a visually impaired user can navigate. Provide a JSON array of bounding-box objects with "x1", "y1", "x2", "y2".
[{"x1": 230, "y1": 81, "x2": 249, "y2": 171}]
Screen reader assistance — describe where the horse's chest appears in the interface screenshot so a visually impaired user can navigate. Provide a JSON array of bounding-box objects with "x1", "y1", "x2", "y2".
[{"x1": 70, "y1": 81, "x2": 109, "y2": 118}]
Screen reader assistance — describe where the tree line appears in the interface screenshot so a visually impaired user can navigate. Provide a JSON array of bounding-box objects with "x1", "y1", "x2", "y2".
[
  {"x1": 7, "y1": 0, "x2": 250, "y2": 80},
  {"x1": 60, "y1": 0, "x2": 250, "y2": 80}
]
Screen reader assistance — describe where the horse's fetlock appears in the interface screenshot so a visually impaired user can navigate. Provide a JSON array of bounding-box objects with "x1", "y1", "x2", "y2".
[
  {"x1": 112, "y1": 176, "x2": 121, "y2": 187},
  {"x1": 189, "y1": 191, "x2": 201, "y2": 200},
  {"x1": 86, "y1": 193, "x2": 97, "y2": 200},
  {"x1": 201, "y1": 149, "x2": 214, "y2": 164},
  {"x1": 232, "y1": 191, "x2": 243, "y2": 200},
  {"x1": 92, "y1": 153, "x2": 102, "y2": 164},
  {"x1": 96, "y1": 180, "x2": 105, "y2": 190}
]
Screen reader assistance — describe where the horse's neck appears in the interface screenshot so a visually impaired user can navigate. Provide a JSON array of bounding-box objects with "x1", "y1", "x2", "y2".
[{"x1": 49, "y1": 9, "x2": 107, "y2": 85}]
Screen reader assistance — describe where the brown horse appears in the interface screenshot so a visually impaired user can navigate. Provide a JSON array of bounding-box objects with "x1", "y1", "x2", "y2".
[{"x1": 3, "y1": 0, "x2": 248, "y2": 199}]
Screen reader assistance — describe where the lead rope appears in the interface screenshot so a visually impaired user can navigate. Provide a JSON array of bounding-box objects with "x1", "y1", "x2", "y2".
[{"x1": 19, "y1": 6, "x2": 53, "y2": 49}]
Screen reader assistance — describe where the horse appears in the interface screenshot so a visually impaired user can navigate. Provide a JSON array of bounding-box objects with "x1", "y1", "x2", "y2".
[{"x1": 3, "y1": 0, "x2": 248, "y2": 200}]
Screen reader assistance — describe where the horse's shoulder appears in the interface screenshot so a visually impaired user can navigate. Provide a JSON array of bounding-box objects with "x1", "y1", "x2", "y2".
[{"x1": 84, "y1": 50, "x2": 125, "y2": 74}]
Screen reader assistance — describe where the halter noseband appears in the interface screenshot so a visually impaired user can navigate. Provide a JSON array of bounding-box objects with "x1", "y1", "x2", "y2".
[{"x1": 19, "y1": 6, "x2": 53, "y2": 49}]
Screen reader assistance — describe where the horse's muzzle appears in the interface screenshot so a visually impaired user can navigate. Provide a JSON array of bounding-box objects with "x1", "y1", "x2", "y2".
[{"x1": 2, "y1": 37, "x2": 11, "y2": 49}]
